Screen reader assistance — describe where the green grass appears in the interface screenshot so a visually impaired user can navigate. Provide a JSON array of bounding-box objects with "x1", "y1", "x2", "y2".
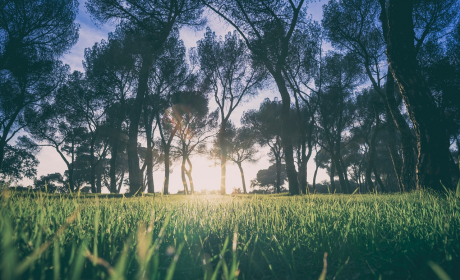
[{"x1": 1, "y1": 189, "x2": 459, "y2": 280}]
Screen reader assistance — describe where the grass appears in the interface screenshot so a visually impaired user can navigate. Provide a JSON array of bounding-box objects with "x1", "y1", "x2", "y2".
[{"x1": 0, "y1": 189, "x2": 459, "y2": 280}]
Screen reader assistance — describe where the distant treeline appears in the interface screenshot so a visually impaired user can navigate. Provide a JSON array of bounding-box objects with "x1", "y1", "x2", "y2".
[{"x1": 1, "y1": 0, "x2": 459, "y2": 195}]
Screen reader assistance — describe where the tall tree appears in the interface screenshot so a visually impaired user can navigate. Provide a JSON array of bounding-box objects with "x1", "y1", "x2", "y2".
[
  {"x1": 84, "y1": 29, "x2": 136, "y2": 193},
  {"x1": 379, "y1": 0, "x2": 459, "y2": 190},
  {"x1": 197, "y1": 28, "x2": 264, "y2": 194},
  {"x1": 86, "y1": 0, "x2": 205, "y2": 194},
  {"x1": 0, "y1": 0, "x2": 79, "y2": 173},
  {"x1": 227, "y1": 127, "x2": 259, "y2": 194},
  {"x1": 315, "y1": 52, "x2": 363, "y2": 193},
  {"x1": 242, "y1": 98, "x2": 284, "y2": 193},
  {"x1": 147, "y1": 33, "x2": 191, "y2": 194},
  {"x1": 205, "y1": 0, "x2": 310, "y2": 194},
  {"x1": 322, "y1": 0, "x2": 417, "y2": 191},
  {"x1": 171, "y1": 91, "x2": 217, "y2": 194}
]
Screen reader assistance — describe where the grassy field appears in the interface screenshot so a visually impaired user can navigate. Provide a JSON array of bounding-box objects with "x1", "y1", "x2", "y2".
[{"x1": 1, "y1": 189, "x2": 459, "y2": 280}]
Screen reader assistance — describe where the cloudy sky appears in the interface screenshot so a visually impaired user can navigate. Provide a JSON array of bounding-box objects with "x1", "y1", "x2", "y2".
[{"x1": 23, "y1": 0, "x2": 329, "y2": 193}]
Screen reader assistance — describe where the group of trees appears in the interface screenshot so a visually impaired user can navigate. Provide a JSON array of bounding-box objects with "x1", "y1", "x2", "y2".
[{"x1": 1, "y1": 0, "x2": 459, "y2": 195}]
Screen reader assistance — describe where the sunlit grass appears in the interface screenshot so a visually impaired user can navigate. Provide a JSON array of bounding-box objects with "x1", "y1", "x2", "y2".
[{"x1": 1, "y1": 189, "x2": 459, "y2": 279}]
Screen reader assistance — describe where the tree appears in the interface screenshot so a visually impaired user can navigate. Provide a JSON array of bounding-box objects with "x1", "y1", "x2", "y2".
[
  {"x1": 315, "y1": 52, "x2": 364, "y2": 193},
  {"x1": 34, "y1": 173, "x2": 65, "y2": 193},
  {"x1": 170, "y1": 91, "x2": 217, "y2": 194},
  {"x1": 380, "y1": 0, "x2": 459, "y2": 190},
  {"x1": 87, "y1": 0, "x2": 205, "y2": 195},
  {"x1": 26, "y1": 100, "x2": 87, "y2": 193},
  {"x1": 251, "y1": 164, "x2": 287, "y2": 193},
  {"x1": 147, "y1": 32, "x2": 191, "y2": 194},
  {"x1": 83, "y1": 29, "x2": 136, "y2": 193},
  {"x1": 242, "y1": 98, "x2": 284, "y2": 193},
  {"x1": 227, "y1": 127, "x2": 259, "y2": 194},
  {"x1": 322, "y1": 0, "x2": 418, "y2": 191},
  {"x1": 197, "y1": 28, "x2": 264, "y2": 195},
  {"x1": 283, "y1": 26, "x2": 322, "y2": 194},
  {"x1": 0, "y1": 136, "x2": 38, "y2": 183},
  {"x1": 0, "y1": 0, "x2": 79, "y2": 173},
  {"x1": 352, "y1": 88, "x2": 387, "y2": 192},
  {"x1": 205, "y1": 0, "x2": 314, "y2": 194}
]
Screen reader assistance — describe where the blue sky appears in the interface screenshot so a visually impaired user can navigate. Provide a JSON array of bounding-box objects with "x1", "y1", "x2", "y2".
[{"x1": 28, "y1": 0, "x2": 329, "y2": 193}]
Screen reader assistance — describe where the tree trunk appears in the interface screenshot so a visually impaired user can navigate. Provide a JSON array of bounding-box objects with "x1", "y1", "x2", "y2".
[
  {"x1": 237, "y1": 162, "x2": 247, "y2": 194},
  {"x1": 117, "y1": 168, "x2": 125, "y2": 194},
  {"x1": 329, "y1": 159, "x2": 336, "y2": 192},
  {"x1": 373, "y1": 166, "x2": 386, "y2": 193},
  {"x1": 333, "y1": 156, "x2": 349, "y2": 193},
  {"x1": 96, "y1": 162, "x2": 102, "y2": 193},
  {"x1": 273, "y1": 73, "x2": 299, "y2": 194},
  {"x1": 275, "y1": 157, "x2": 282, "y2": 193},
  {"x1": 181, "y1": 157, "x2": 189, "y2": 195},
  {"x1": 312, "y1": 162, "x2": 319, "y2": 192},
  {"x1": 384, "y1": 0, "x2": 454, "y2": 191},
  {"x1": 383, "y1": 67, "x2": 416, "y2": 191},
  {"x1": 163, "y1": 149, "x2": 170, "y2": 195},
  {"x1": 385, "y1": 104, "x2": 404, "y2": 192},
  {"x1": 90, "y1": 137, "x2": 97, "y2": 193},
  {"x1": 128, "y1": 54, "x2": 152, "y2": 195},
  {"x1": 186, "y1": 158, "x2": 194, "y2": 194},
  {"x1": 219, "y1": 125, "x2": 227, "y2": 195},
  {"x1": 109, "y1": 138, "x2": 119, "y2": 193}
]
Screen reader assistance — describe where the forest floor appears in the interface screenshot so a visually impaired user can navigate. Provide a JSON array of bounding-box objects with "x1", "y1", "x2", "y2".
[{"x1": 0, "y1": 189, "x2": 459, "y2": 280}]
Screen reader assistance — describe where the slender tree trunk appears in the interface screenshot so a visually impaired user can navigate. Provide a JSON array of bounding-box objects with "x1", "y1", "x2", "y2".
[
  {"x1": 96, "y1": 162, "x2": 102, "y2": 193},
  {"x1": 329, "y1": 159, "x2": 336, "y2": 192},
  {"x1": 128, "y1": 54, "x2": 152, "y2": 195},
  {"x1": 163, "y1": 149, "x2": 170, "y2": 195},
  {"x1": 365, "y1": 110, "x2": 382, "y2": 192},
  {"x1": 334, "y1": 156, "x2": 349, "y2": 193},
  {"x1": 90, "y1": 138, "x2": 97, "y2": 193},
  {"x1": 312, "y1": 162, "x2": 319, "y2": 192},
  {"x1": 383, "y1": 67, "x2": 416, "y2": 191},
  {"x1": 117, "y1": 168, "x2": 125, "y2": 194},
  {"x1": 273, "y1": 73, "x2": 299, "y2": 194},
  {"x1": 181, "y1": 157, "x2": 189, "y2": 195},
  {"x1": 276, "y1": 157, "x2": 282, "y2": 193},
  {"x1": 219, "y1": 124, "x2": 227, "y2": 195},
  {"x1": 237, "y1": 162, "x2": 247, "y2": 194},
  {"x1": 186, "y1": 158, "x2": 194, "y2": 194},
  {"x1": 384, "y1": 0, "x2": 454, "y2": 191},
  {"x1": 109, "y1": 139, "x2": 119, "y2": 193},
  {"x1": 373, "y1": 166, "x2": 386, "y2": 193},
  {"x1": 385, "y1": 104, "x2": 404, "y2": 192}
]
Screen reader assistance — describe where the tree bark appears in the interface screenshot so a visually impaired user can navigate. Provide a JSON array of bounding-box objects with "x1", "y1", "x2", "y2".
[
  {"x1": 273, "y1": 73, "x2": 299, "y2": 194},
  {"x1": 383, "y1": 68, "x2": 416, "y2": 191},
  {"x1": 128, "y1": 54, "x2": 152, "y2": 195},
  {"x1": 312, "y1": 162, "x2": 319, "y2": 192},
  {"x1": 237, "y1": 162, "x2": 247, "y2": 194},
  {"x1": 384, "y1": 0, "x2": 454, "y2": 191}
]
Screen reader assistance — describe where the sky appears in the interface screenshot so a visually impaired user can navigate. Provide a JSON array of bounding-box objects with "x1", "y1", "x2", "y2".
[{"x1": 21, "y1": 0, "x2": 329, "y2": 193}]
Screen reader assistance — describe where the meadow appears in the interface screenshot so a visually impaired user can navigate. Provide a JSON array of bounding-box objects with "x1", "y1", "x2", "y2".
[{"x1": 1, "y1": 189, "x2": 459, "y2": 280}]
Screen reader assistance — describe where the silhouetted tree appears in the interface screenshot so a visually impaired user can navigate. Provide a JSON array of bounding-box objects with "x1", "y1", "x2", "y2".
[
  {"x1": 171, "y1": 91, "x2": 218, "y2": 194},
  {"x1": 0, "y1": 0, "x2": 79, "y2": 173},
  {"x1": 205, "y1": 0, "x2": 326, "y2": 194},
  {"x1": 242, "y1": 98, "x2": 284, "y2": 193},
  {"x1": 227, "y1": 127, "x2": 259, "y2": 194},
  {"x1": 87, "y1": 0, "x2": 205, "y2": 195},
  {"x1": 379, "y1": 0, "x2": 459, "y2": 190},
  {"x1": 197, "y1": 28, "x2": 264, "y2": 194}
]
